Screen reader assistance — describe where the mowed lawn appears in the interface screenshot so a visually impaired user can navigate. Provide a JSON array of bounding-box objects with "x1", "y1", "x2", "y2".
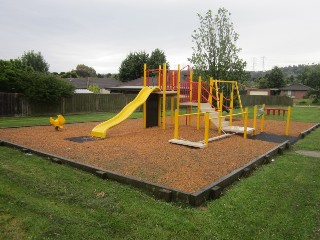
[{"x1": 0, "y1": 106, "x2": 319, "y2": 239}]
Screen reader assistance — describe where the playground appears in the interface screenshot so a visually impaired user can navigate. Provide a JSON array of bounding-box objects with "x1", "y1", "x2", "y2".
[
  {"x1": 0, "y1": 117, "x2": 316, "y2": 194},
  {"x1": 0, "y1": 64, "x2": 318, "y2": 204}
]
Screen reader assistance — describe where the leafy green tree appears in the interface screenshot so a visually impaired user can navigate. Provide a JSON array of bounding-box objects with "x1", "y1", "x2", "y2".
[
  {"x1": 60, "y1": 70, "x2": 78, "y2": 78},
  {"x1": 75, "y1": 64, "x2": 96, "y2": 78},
  {"x1": 24, "y1": 72, "x2": 74, "y2": 103},
  {"x1": 118, "y1": 51, "x2": 149, "y2": 81},
  {"x1": 20, "y1": 50, "x2": 49, "y2": 73},
  {"x1": 265, "y1": 66, "x2": 285, "y2": 88},
  {"x1": 88, "y1": 84, "x2": 100, "y2": 93},
  {"x1": 189, "y1": 8, "x2": 246, "y2": 81},
  {"x1": 147, "y1": 48, "x2": 170, "y2": 70},
  {"x1": 299, "y1": 65, "x2": 320, "y2": 103},
  {"x1": 299, "y1": 65, "x2": 320, "y2": 89},
  {"x1": 0, "y1": 59, "x2": 74, "y2": 103},
  {"x1": 0, "y1": 59, "x2": 33, "y2": 92}
]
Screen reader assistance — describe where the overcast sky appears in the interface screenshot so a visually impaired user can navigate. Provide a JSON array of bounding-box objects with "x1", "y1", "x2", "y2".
[{"x1": 1, "y1": 0, "x2": 319, "y2": 74}]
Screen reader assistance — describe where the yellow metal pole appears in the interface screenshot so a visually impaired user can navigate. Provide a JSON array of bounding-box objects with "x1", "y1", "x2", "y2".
[
  {"x1": 158, "y1": 65, "x2": 161, "y2": 88},
  {"x1": 197, "y1": 76, "x2": 201, "y2": 130},
  {"x1": 261, "y1": 104, "x2": 265, "y2": 133},
  {"x1": 209, "y1": 77, "x2": 213, "y2": 106},
  {"x1": 285, "y1": 106, "x2": 291, "y2": 136},
  {"x1": 235, "y1": 82, "x2": 244, "y2": 116},
  {"x1": 157, "y1": 65, "x2": 162, "y2": 127},
  {"x1": 215, "y1": 80, "x2": 219, "y2": 109},
  {"x1": 253, "y1": 105, "x2": 257, "y2": 135},
  {"x1": 143, "y1": 63, "x2": 147, "y2": 128},
  {"x1": 162, "y1": 63, "x2": 167, "y2": 130},
  {"x1": 174, "y1": 109, "x2": 179, "y2": 139},
  {"x1": 204, "y1": 112, "x2": 209, "y2": 146},
  {"x1": 229, "y1": 82, "x2": 234, "y2": 126},
  {"x1": 218, "y1": 92, "x2": 223, "y2": 134},
  {"x1": 244, "y1": 107, "x2": 248, "y2": 139},
  {"x1": 143, "y1": 63, "x2": 147, "y2": 87},
  {"x1": 177, "y1": 64, "x2": 181, "y2": 114}
]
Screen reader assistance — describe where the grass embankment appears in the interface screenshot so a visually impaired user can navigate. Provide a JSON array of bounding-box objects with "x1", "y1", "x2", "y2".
[{"x1": 0, "y1": 107, "x2": 319, "y2": 239}]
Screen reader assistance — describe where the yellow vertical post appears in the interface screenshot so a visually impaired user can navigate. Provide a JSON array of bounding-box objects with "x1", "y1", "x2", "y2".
[
  {"x1": 229, "y1": 82, "x2": 234, "y2": 126},
  {"x1": 235, "y1": 82, "x2": 244, "y2": 117},
  {"x1": 209, "y1": 77, "x2": 213, "y2": 106},
  {"x1": 244, "y1": 107, "x2": 248, "y2": 139},
  {"x1": 162, "y1": 63, "x2": 167, "y2": 130},
  {"x1": 177, "y1": 64, "x2": 181, "y2": 114},
  {"x1": 253, "y1": 105, "x2": 257, "y2": 135},
  {"x1": 157, "y1": 65, "x2": 161, "y2": 127},
  {"x1": 285, "y1": 106, "x2": 291, "y2": 136},
  {"x1": 215, "y1": 80, "x2": 219, "y2": 109},
  {"x1": 158, "y1": 65, "x2": 161, "y2": 88},
  {"x1": 197, "y1": 76, "x2": 201, "y2": 130},
  {"x1": 143, "y1": 64, "x2": 147, "y2": 128},
  {"x1": 174, "y1": 109, "x2": 179, "y2": 139},
  {"x1": 204, "y1": 112, "x2": 209, "y2": 146},
  {"x1": 143, "y1": 63, "x2": 147, "y2": 87},
  {"x1": 261, "y1": 104, "x2": 265, "y2": 133},
  {"x1": 218, "y1": 92, "x2": 223, "y2": 134}
]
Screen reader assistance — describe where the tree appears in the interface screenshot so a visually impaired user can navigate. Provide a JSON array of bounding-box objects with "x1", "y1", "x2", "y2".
[
  {"x1": 299, "y1": 65, "x2": 320, "y2": 103},
  {"x1": 20, "y1": 50, "x2": 49, "y2": 73},
  {"x1": 0, "y1": 59, "x2": 74, "y2": 103},
  {"x1": 24, "y1": 73, "x2": 74, "y2": 103},
  {"x1": 118, "y1": 51, "x2": 149, "y2": 81},
  {"x1": 265, "y1": 66, "x2": 285, "y2": 88},
  {"x1": 147, "y1": 48, "x2": 170, "y2": 70},
  {"x1": 189, "y1": 8, "x2": 246, "y2": 81},
  {"x1": 60, "y1": 70, "x2": 78, "y2": 78},
  {"x1": 75, "y1": 64, "x2": 96, "y2": 78},
  {"x1": 88, "y1": 84, "x2": 100, "y2": 93},
  {"x1": 299, "y1": 65, "x2": 320, "y2": 89}
]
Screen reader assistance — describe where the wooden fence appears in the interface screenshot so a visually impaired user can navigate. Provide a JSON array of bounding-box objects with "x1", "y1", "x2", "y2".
[
  {"x1": 0, "y1": 93, "x2": 293, "y2": 117},
  {"x1": 240, "y1": 95, "x2": 293, "y2": 107},
  {"x1": 0, "y1": 93, "x2": 138, "y2": 116}
]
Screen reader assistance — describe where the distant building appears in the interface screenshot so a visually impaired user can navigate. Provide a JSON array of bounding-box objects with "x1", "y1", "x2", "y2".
[
  {"x1": 280, "y1": 83, "x2": 313, "y2": 99},
  {"x1": 64, "y1": 78, "x2": 122, "y2": 94},
  {"x1": 246, "y1": 88, "x2": 280, "y2": 96}
]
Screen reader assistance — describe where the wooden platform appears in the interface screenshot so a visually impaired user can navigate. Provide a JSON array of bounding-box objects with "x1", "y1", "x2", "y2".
[
  {"x1": 222, "y1": 126, "x2": 255, "y2": 134},
  {"x1": 168, "y1": 139, "x2": 206, "y2": 148}
]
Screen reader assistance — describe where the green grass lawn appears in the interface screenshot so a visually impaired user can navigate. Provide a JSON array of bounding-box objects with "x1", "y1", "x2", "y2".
[
  {"x1": 0, "y1": 111, "x2": 143, "y2": 128},
  {"x1": 0, "y1": 107, "x2": 319, "y2": 239}
]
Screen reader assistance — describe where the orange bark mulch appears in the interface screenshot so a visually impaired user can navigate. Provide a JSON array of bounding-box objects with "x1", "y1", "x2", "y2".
[{"x1": 0, "y1": 118, "x2": 316, "y2": 193}]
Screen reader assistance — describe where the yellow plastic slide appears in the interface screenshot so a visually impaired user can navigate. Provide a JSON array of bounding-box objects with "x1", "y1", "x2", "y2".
[{"x1": 91, "y1": 86, "x2": 160, "y2": 138}]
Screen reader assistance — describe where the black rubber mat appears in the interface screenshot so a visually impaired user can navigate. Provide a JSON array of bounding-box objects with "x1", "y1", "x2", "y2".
[
  {"x1": 65, "y1": 136, "x2": 103, "y2": 143},
  {"x1": 249, "y1": 132, "x2": 299, "y2": 144}
]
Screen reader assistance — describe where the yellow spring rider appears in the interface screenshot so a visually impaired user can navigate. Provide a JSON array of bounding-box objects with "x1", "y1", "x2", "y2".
[{"x1": 49, "y1": 114, "x2": 65, "y2": 130}]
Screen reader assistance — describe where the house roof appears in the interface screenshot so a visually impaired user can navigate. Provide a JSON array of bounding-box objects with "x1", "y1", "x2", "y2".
[
  {"x1": 64, "y1": 70, "x2": 192, "y2": 90},
  {"x1": 64, "y1": 78, "x2": 122, "y2": 89},
  {"x1": 74, "y1": 89, "x2": 93, "y2": 94},
  {"x1": 280, "y1": 83, "x2": 313, "y2": 91}
]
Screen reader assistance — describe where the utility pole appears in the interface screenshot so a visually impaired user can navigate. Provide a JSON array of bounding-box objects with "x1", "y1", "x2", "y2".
[
  {"x1": 252, "y1": 57, "x2": 257, "y2": 71},
  {"x1": 261, "y1": 56, "x2": 265, "y2": 71}
]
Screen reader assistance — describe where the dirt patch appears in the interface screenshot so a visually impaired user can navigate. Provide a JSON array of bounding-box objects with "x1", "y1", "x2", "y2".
[{"x1": 0, "y1": 118, "x2": 316, "y2": 193}]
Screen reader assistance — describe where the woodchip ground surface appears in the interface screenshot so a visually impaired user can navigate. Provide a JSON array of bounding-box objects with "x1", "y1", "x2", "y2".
[{"x1": 0, "y1": 117, "x2": 316, "y2": 193}]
